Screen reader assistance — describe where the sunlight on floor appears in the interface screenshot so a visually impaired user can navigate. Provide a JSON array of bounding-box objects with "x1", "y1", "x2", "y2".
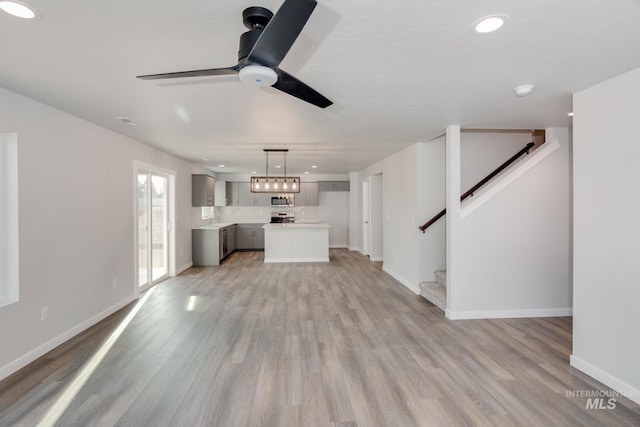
[
  {"x1": 186, "y1": 295, "x2": 198, "y2": 311},
  {"x1": 36, "y1": 287, "x2": 156, "y2": 427}
]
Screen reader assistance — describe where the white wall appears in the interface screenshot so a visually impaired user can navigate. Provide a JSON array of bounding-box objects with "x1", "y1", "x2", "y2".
[
  {"x1": 348, "y1": 172, "x2": 361, "y2": 252},
  {"x1": 461, "y1": 131, "x2": 533, "y2": 191},
  {"x1": 417, "y1": 138, "x2": 446, "y2": 282},
  {"x1": 318, "y1": 191, "x2": 349, "y2": 247},
  {"x1": 447, "y1": 127, "x2": 573, "y2": 319},
  {"x1": 572, "y1": 67, "x2": 640, "y2": 403},
  {"x1": 355, "y1": 145, "x2": 421, "y2": 292},
  {"x1": 0, "y1": 87, "x2": 197, "y2": 380},
  {"x1": 368, "y1": 174, "x2": 383, "y2": 260}
]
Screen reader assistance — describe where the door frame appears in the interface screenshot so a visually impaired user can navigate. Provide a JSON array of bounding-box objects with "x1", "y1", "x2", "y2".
[{"x1": 133, "y1": 161, "x2": 176, "y2": 294}]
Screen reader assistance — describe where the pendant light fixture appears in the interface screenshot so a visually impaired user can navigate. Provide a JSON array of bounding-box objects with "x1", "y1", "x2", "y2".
[{"x1": 251, "y1": 149, "x2": 300, "y2": 193}]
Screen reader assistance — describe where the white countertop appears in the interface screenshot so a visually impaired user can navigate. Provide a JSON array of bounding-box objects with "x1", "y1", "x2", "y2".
[
  {"x1": 193, "y1": 222, "x2": 237, "y2": 230},
  {"x1": 194, "y1": 222, "x2": 330, "y2": 230},
  {"x1": 263, "y1": 223, "x2": 331, "y2": 229}
]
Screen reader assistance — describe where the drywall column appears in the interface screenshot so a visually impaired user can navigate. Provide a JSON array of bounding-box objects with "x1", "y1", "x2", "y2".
[
  {"x1": 445, "y1": 125, "x2": 461, "y2": 316},
  {"x1": 369, "y1": 174, "x2": 383, "y2": 261},
  {"x1": 572, "y1": 67, "x2": 640, "y2": 404}
]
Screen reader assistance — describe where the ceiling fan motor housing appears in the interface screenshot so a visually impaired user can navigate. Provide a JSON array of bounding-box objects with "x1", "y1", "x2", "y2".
[{"x1": 238, "y1": 7, "x2": 273, "y2": 61}]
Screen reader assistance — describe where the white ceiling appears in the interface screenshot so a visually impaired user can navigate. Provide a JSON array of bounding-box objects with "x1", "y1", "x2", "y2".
[{"x1": 2, "y1": 0, "x2": 640, "y2": 174}]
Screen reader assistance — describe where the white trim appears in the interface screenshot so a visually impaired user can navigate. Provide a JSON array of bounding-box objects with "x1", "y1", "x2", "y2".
[
  {"x1": 570, "y1": 355, "x2": 640, "y2": 406},
  {"x1": 175, "y1": 262, "x2": 193, "y2": 275},
  {"x1": 460, "y1": 140, "x2": 560, "y2": 218},
  {"x1": 264, "y1": 257, "x2": 329, "y2": 263},
  {"x1": 0, "y1": 133, "x2": 19, "y2": 308},
  {"x1": 0, "y1": 295, "x2": 138, "y2": 382},
  {"x1": 370, "y1": 256, "x2": 383, "y2": 262},
  {"x1": 445, "y1": 307, "x2": 573, "y2": 320},
  {"x1": 133, "y1": 161, "x2": 177, "y2": 293},
  {"x1": 382, "y1": 266, "x2": 420, "y2": 294},
  {"x1": 349, "y1": 246, "x2": 363, "y2": 254},
  {"x1": 329, "y1": 244, "x2": 349, "y2": 249}
]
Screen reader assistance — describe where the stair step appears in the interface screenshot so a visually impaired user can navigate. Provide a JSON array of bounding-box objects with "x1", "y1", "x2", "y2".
[
  {"x1": 419, "y1": 282, "x2": 446, "y2": 311},
  {"x1": 434, "y1": 270, "x2": 447, "y2": 286}
]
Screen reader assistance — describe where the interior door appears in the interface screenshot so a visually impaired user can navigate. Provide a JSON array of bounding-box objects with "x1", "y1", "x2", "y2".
[{"x1": 137, "y1": 171, "x2": 169, "y2": 290}]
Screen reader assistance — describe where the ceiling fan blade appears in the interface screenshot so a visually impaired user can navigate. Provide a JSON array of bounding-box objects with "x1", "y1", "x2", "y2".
[
  {"x1": 273, "y1": 68, "x2": 332, "y2": 109},
  {"x1": 137, "y1": 65, "x2": 239, "y2": 80},
  {"x1": 247, "y1": 0, "x2": 317, "y2": 69}
]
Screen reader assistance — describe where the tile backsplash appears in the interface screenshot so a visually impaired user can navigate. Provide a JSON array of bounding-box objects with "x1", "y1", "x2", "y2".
[{"x1": 191, "y1": 206, "x2": 319, "y2": 228}]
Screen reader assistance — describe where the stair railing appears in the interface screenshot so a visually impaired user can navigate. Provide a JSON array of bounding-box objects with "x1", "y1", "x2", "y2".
[{"x1": 418, "y1": 142, "x2": 535, "y2": 233}]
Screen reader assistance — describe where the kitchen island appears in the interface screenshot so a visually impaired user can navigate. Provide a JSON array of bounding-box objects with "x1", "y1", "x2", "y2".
[{"x1": 263, "y1": 223, "x2": 331, "y2": 263}]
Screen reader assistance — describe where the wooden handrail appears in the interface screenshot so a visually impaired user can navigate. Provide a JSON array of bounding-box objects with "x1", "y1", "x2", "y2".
[{"x1": 418, "y1": 142, "x2": 535, "y2": 233}]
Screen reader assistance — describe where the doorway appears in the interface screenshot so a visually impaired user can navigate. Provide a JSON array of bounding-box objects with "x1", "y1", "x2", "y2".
[{"x1": 135, "y1": 163, "x2": 176, "y2": 291}]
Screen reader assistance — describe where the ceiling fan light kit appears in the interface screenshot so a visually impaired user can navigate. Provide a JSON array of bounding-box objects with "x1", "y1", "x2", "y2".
[
  {"x1": 136, "y1": 0, "x2": 332, "y2": 108},
  {"x1": 0, "y1": 1, "x2": 39, "y2": 19},
  {"x1": 239, "y1": 65, "x2": 278, "y2": 87}
]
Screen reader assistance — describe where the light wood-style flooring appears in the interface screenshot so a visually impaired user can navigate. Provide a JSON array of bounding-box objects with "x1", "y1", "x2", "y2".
[{"x1": 1, "y1": 249, "x2": 639, "y2": 426}]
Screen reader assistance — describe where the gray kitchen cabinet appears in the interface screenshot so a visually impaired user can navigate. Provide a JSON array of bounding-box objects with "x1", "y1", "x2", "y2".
[
  {"x1": 297, "y1": 182, "x2": 319, "y2": 206},
  {"x1": 226, "y1": 182, "x2": 240, "y2": 205},
  {"x1": 192, "y1": 175, "x2": 215, "y2": 206},
  {"x1": 214, "y1": 180, "x2": 227, "y2": 206},
  {"x1": 192, "y1": 229, "x2": 220, "y2": 265},
  {"x1": 192, "y1": 224, "x2": 236, "y2": 265},
  {"x1": 227, "y1": 224, "x2": 236, "y2": 253},
  {"x1": 236, "y1": 223, "x2": 265, "y2": 250},
  {"x1": 237, "y1": 182, "x2": 269, "y2": 206},
  {"x1": 318, "y1": 181, "x2": 350, "y2": 192}
]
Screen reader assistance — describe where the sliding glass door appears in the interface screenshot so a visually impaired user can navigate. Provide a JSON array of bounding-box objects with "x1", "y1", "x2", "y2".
[{"x1": 137, "y1": 170, "x2": 169, "y2": 290}]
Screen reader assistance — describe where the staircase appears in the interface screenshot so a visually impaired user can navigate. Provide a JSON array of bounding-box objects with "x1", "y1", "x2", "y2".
[{"x1": 419, "y1": 270, "x2": 446, "y2": 311}]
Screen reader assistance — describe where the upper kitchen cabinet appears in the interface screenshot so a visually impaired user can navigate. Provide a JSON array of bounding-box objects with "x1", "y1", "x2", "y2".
[
  {"x1": 214, "y1": 180, "x2": 228, "y2": 206},
  {"x1": 226, "y1": 182, "x2": 269, "y2": 206},
  {"x1": 296, "y1": 182, "x2": 319, "y2": 206},
  {"x1": 192, "y1": 174, "x2": 215, "y2": 207},
  {"x1": 318, "y1": 181, "x2": 350, "y2": 192},
  {"x1": 226, "y1": 182, "x2": 239, "y2": 205}
]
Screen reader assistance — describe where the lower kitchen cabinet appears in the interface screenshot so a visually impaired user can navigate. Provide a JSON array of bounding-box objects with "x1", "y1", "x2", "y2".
[
  {"x1": 236, "y1": 223, "x2": 265, "y2": 250},
  {"x1": 192, "y1": 224, "x2": 236, "y2": 265}
]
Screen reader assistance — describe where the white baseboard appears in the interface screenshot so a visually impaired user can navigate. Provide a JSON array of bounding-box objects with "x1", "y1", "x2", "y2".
[
  {"x1": 349, "y1": 246, "x2": 363, "y2": 254},
  {"x1": 370, "y1": 256, "x2": 383, "y2": 262},
  {"x1": 264, "y1": 257, "x2": 330, "y2": 263},
  {"x1": 570, "y1": 355, "x2": 640, "y2": 405},
  {"x1": 329, "y1": 244, "x2": 349, "y2": 249},
  {"x1": 382, "y1": 266, "x2": 420, "y2": 295},
  {"x1": 176, "y1": 262, "x2": 193, "y2": 275},
  {"x1": 445, "y1": 307, "x2": 573, "y2": 320},
  {"x1": 0, "y1": 295, "x2": 138, "y2": 382}
]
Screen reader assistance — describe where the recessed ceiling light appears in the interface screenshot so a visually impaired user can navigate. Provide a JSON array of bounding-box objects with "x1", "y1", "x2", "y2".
[
  {"x1": 304, "y1": 171, "x2": 310, "y2": 174},
  {"x1": 311, "y1": 165, "x2": 318, "y2": 169},
  {"x1": 251, "y1": 171, "x2": 257, "y2": 174},
  {"x1": 275, "y1": 165, "x2": 281, "y2": 168},
  {"x1": 0, "y1": 1, "x2": 39, "y2": 19},
  {"x1": 472, "y1": 14, "x2": 508, "y2": 34},
  {"x1": 568, "y1": 112, "x2": 574, "y2": 117},
  {"x1": 514, "y1": 84, "x2": 534, "y2": 97},
  {"x1": 218, "y1": 164, "x2": 225, "y2": 168}
]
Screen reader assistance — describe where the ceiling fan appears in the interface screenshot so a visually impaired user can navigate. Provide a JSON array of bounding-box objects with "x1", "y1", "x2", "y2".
[{"x1": 137, "y1": 0, "x2": 332, "y2": 109}]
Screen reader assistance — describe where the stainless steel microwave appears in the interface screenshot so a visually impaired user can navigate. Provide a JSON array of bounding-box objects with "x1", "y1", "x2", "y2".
[{"x1": 271, "y1": 196, "x2": 293, "y2": 207}]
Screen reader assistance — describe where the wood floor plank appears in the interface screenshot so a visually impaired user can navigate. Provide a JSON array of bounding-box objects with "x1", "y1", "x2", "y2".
[{"x1": 1, "y1": 249, "x2": 639, "y2": 426}]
